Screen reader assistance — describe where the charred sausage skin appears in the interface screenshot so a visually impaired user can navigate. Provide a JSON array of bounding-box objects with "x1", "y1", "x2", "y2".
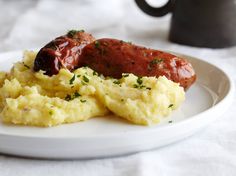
[
  {"x1": 78, "y1": 38, "x2": 196, "y2": 90},
  {"x1": 34, "y1": 30, "x2": 95, "y2": 76}
]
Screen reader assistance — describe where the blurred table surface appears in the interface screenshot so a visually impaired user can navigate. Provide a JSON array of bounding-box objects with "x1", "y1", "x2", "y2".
[{"x1": 0, "y1": 0, "x2": 236, "y2": 176}]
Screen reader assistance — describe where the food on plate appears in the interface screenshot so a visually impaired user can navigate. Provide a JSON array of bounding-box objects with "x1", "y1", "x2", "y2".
[
  {"x1": 0, "y1": 30, "x2": 194, "y2": 127},
  {"x1": 34, "y1": 31, "x2": 196, "y2": 90},
  {"x1": 34, "y1": 30, "x2": 95, "y2": 76},
  {"x1": 0, "y1": 51, "x2": 108, "y2": 126},
  {"x1": 78, "y1": 38, "x2": 196, "y2": 90},
  {"x1": 0, "y1": 51, "x2": 185, "y2": 126},
  {"x1": 94, "y1": 73, "x2": 185, "y2": 125},
  {"x1": 2, "y1": 90, "x2": 108, "y2": 127}
]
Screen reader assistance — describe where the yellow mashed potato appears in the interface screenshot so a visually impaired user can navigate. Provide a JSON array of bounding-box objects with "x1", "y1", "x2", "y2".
[{"x1": 0, "y1": 51, "x2": 185, "y2": 127}]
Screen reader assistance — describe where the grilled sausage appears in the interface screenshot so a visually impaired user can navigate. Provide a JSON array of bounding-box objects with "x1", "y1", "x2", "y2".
[
  {"x1": 34, "y1": 30, "x2": 95, "y2": 76},
  {"x1": 78, "y1": 38, "x2": 196, "y2": 90}
]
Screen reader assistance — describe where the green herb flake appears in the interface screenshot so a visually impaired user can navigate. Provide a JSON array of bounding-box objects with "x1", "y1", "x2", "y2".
[
  {"x1": 65, "y1": 94, "x2": 72, "y2": 101},
  {"x1": 168, "y1": 104, "x2": 174, "y2": 108},
  {"x1": 65, "y1": 92, "x2": 81, "y2": 101},
  {"x1": 77, "y1": 75, "x2": 81, "y2": 78},
  {"x1": 22, "y1": 62, "x2": 30, "y2": 69},
  {"x1": 83, "y1": 75, "x2": 89, "y2": 83},
  {"x1": 94, "y1": 41, "x2": 100, "y2": 49},
  {"x1": 148, "y1": 58, "x2": 163, "y2": 71},
  {"x1": 133, "y1": 84, "x2": 139, "y2": 88},
  {"x1": 49, "y1": 111, "x2": 53, "y2": 115},
  {"x1": 80, "y1": 99, "x2": 86, "y2": 103},
  {"x1": 168, "y1": 120, "x2": 173, "y2": 123},
  {"x1": 151, "y1": 58, "x2": 163, "y2": 65},
  {"x1": 67, "y1": 30, "x2": 77, "y2": 37},
  {"x1": 133, "y1": 80, "x2": 149, "y2": 89},
  {"x1": 93, "y1": 71, "x2": 98, "y2": 76},
  {"x1": 146, "y1": 87, "x2": 151, "y2": 90},
  {"x1": 67, "y1": 29, "x2": 84, "y2": 37},
  {"x1": 121, "y1": 99, "x2": 124, "y2": 102},
  {"x1": 69, "y1": 74, "x2": 76, "y2": 85},
  {"x1": 74, "y1": 92, "x2": 81, "y2": 98},
  {"x1": 113, "y1": 80, "x2": 121, "y2": 85},
  {"x1": 140, "y1": 85, "x2": 146, "y2": 89},
  {"x1": 137, "y1": 77, "x2": 143, "y2": 85}
]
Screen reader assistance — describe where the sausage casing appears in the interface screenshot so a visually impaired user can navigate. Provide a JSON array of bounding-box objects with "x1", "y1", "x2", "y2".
[
  {"x1": 78, "y1": 38, "x2": 196, "y2": 90},
  {"x1": 34, "y1": 30, "x2": 95, "y2": 76}
]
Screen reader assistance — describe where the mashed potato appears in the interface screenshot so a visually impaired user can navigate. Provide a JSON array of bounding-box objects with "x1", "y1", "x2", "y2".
[{"x1": 0, "y1": 51, "x2": 185, "y2": 126}]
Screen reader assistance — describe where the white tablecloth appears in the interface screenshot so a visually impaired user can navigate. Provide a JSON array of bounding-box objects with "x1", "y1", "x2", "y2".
[{"x1": 0, "y1": 0, "x2": 236, "y2": 175}]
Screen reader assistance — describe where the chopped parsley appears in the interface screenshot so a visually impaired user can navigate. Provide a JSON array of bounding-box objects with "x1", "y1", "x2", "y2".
[
  {"x1": 65, "y1": 94, "x2": 72, "y2": 101},
  {"x1": 74, "y1": 92, "x2": 81, "y2": 98},
  {"x1": 94, "y1": 41, "x2": 106, "y2": 56},
  {"x1": 122, "y1": 74, "x2": 129, "y2": 77},
  {"x1": 22, "y1": 62, "x2": 30, "y2": 69},
  {"x1": 168, "y1": 104, "x2": 174, "y2": 108},
  {"x1": 83, "y1": 75, "x2": 89, "y2": 83},
  {"x1": 133, "y1": 77, "x2": 145, "y2": 89},
  {"x1": 140, "y1": 85, "x2": 146, "y2": 89},
  {"x1": 65, "y1": 92, "x2": 81, "y2": 101},
  {"x1": 67, "y1": 29, "x2": 84, "y2": 37},
  {"x1": 133, "y1": 84, "x2": 146, "y2": 89},
  {"x1": 77, "y1": 75, "x2": 81, "y2": 78},
  {"x1": 133, "y1": 84, "x2": 139, "y2": 88},
  {"x1": 137, "y1": 77, "x2": 143, "y2": 85},
  {"x1": 69, "y1": 74, "x2": 76, "y2": 84},
  {"x1": 168, "y1": 120, "x2": 173, "y2": 123},
  {"x1": 148, "y1": 58, "x2": 163, "y2": 71},
  {"x1": 113, "y1": 80, "x2": 121, "y2": 85},
  {"x1": 151, "y1": 58, "x2": 163, "y2": 65},
  {"x1": 94, "y1": 41, "x2": 100, "y2": 49},
  {"x1": 93, "y1": 71, "x2": 98, "y2": 76},
  {"x1": 49, "y1": 111, "x2": 53, "y2": 115},
  {"x1": 133, "y1": 77, "x2": 151, "y2": 90},
  {"x1": 80, "y1": 99, "x2": 86, "y2": 103},
  {"x1": 93, "y1": 71, "x2": 101, "y2": 76}
]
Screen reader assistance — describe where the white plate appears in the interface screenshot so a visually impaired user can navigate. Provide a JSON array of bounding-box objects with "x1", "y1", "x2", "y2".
[{"x1": 0, "y1": 51, "x2": 234, "y2": 159}]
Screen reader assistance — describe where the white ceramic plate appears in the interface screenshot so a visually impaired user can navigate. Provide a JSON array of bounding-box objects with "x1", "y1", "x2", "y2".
[{"x1": 0, "y1": 51, "x2": 234, "y2": 159}]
